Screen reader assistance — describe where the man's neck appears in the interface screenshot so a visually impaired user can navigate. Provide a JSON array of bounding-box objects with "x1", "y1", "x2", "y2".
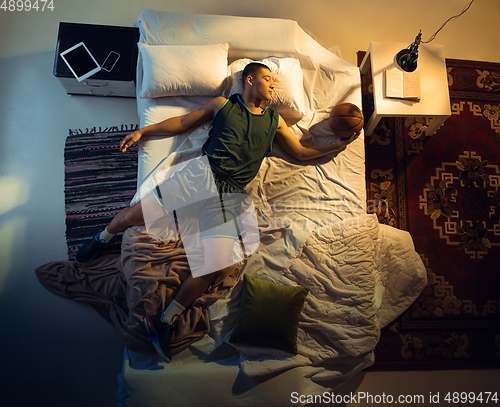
[{"x1": 240, "y1": 92, "x2": 265, "y2": 114}]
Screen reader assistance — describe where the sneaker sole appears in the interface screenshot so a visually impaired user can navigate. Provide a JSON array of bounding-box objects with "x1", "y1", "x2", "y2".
[
  {"x1": 75, "y1": 250, "x2": 98, "y2": 264},
  {"x1": 144, "y1": 317, "x2": 171, "y2": 363}
]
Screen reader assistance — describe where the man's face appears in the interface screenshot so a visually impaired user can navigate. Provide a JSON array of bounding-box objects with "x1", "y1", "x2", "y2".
[{"x1": 251, "y1": 68, "x2": 274, "y2": 101}]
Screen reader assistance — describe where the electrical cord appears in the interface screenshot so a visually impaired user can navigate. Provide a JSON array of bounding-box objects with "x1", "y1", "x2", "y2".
[{"x1": 423, "y1": 0, "x2": 475, "y2": 43}]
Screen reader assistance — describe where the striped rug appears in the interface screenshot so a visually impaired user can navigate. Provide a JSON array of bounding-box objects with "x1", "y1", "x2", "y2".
[{"x1": 64, "y1": 125, "x2": 139, "y2": 259}]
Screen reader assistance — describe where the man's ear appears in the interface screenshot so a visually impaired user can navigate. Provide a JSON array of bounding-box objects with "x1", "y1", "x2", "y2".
[{"x1": 246, "y1": 75, "x2": 254, "y2": 87}]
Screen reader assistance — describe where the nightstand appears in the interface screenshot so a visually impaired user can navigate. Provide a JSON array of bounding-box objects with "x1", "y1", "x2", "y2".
[
  {"x1": 53, "y1": 22, "x2": 139, "y2": 97},
  {"x1": 360, "y1": 42, "x2": 451, "y2": 136}
]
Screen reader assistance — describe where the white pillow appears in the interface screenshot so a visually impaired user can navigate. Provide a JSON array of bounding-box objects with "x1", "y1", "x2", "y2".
[
  {"x1": 225, "y1": 58, "x2": 306, "y2": 121},
  {"x1": 138, "y1": 43, "x2": 229, "y2": 99}
]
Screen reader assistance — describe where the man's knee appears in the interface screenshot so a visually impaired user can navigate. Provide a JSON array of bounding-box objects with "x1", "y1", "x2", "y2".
[
  {"x1": 123, "y1": 204, "x2": 145, "y2": 226},
  {"x1": 200, "y1": 267, "x2": 231, "y2": 285}
]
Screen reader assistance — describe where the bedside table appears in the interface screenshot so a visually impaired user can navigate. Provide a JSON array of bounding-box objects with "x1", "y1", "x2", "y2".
[
  {"x1": 360, "y1": 42, "x2": 451, "y2": 136},
  {"x1": 53, "y1": 22, "x2": 139, "y2": 97}
]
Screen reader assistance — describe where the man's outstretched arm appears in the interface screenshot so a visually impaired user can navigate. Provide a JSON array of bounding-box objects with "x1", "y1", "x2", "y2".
[
  {"x1": 120, "y1": 96, "x2": 227, "y2": 152},
  {"x1": 274, "y1": 116, "x2": 359, "y2": 161}
]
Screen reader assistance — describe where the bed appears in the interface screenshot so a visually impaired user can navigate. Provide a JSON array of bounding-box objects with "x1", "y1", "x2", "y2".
[
  {"x1": 111, "y1": 9, "x2": 428, "y2": 406},
  {"x1": 36, "y1": 9, "x2": 427, "y2": 407}
]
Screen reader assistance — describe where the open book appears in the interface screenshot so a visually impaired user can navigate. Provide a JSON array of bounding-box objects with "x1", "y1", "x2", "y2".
[{"x1": 385, "y1": 68, "x2": 421, "y2": 100}]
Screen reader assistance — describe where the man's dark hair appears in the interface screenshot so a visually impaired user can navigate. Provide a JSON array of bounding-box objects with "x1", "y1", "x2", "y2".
[{"x1": 241, "y1": 62, "x2": 271, "y2": 88}]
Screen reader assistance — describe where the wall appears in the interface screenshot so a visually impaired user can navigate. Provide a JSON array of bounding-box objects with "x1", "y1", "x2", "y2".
[{"x1": 1, "y1": 0, "x2": 500, "y2": 64}]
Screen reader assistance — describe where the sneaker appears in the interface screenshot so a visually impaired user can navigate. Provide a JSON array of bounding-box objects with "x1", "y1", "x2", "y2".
[
  {"x1": 75, "y1": 232, "x2": 108, "y2": 263},
  {"x1": 144, "y1": 314, "x2": 177, "y2": 363}
]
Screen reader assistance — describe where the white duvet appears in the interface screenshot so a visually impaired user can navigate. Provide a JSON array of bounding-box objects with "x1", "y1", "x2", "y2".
[{"x1": 197, "y1": 159, "x2": 427, "y2": 379}]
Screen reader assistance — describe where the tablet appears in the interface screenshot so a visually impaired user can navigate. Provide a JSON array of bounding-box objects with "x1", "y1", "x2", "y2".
[{"x1": 60, "y1": 42, "x2": 101, "y2": 82}]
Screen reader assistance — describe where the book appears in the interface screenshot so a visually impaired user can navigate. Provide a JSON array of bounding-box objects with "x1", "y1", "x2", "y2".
[{"x1": 384, "y1": 68, "x2": 421, "y2": 100}]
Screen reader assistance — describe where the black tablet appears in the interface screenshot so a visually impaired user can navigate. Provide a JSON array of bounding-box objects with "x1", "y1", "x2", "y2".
[{"x1": 60, "y1": 42, "x2": 101, "y2": 82}]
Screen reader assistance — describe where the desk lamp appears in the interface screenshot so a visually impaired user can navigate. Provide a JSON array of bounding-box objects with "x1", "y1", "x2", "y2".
[{"x1": 396, "y1": 0, "x2": 475, "y2": 72}]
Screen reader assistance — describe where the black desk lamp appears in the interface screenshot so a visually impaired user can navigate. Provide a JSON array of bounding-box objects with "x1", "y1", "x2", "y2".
[
  {"x1": 396, "y1": 31, "x2": 422, "y2": 72},
  {"x1": 395, "y1": 0, "x2": 475, "y2": 72}
]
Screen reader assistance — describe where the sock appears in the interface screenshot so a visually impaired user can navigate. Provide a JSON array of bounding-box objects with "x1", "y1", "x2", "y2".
[
  {"x1": 161, "y1": 299, "x2": 185, "y2": 324},
  {"x1": 98, "y1": 227, "x2": 115, "y2": 243}
]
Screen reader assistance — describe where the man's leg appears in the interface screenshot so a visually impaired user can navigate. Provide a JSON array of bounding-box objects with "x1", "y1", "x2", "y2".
[
  {"x1": 106, "y1": 201, "x2": 145, "y2": 234},
  {"x1": 75, "y1": 195, "x2": 153, "y2": 263},
  {"x1": 76, "y1": 158, "x2": 215, "y2": 263},
  {"x1": 172, "y1": 236, "x2": 235, "y2": 309},
  {"x1": 145, "y1": 236, "x2": 236, "y2": 362}
]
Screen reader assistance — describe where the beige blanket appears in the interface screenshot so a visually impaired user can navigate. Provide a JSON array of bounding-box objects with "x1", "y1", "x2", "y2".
[{"x1": 35, "y1": 228, "x2": 239, "y2": 353}]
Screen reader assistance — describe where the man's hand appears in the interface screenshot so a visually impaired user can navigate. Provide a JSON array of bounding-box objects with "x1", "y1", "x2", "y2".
[
  {"x1": 120, "y1": 130, "x2": 143, "y2": 152},
  {"x1": 119, "y1": 96, "x2": 227, "y2": 153},
  {"x1": 333, "y1": 131, "x2": 360, "y2": 150}
]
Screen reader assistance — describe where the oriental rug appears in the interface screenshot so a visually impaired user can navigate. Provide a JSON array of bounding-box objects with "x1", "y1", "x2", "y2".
[
  {"x1": 64, "y1": 125, "x2": 139, "y2": 259},
  {"x1": 359, "y1": 53, "x2": 500, "y2": 370}
]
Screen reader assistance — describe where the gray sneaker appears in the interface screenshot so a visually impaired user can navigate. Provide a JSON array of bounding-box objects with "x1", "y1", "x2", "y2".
[{"x1": 75, "y1": 232, "x2": 108, "y2": 263}]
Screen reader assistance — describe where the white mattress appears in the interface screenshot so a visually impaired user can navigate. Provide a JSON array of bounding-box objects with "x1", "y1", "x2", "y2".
[{"x1": 117, "y1": 9, "x2": 427, "y2": 407}]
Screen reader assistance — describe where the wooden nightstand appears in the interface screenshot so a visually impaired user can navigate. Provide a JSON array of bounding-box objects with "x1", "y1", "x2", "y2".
[
  {"x1": 53, "y1": 22, "x2": 139, "y2": 97},
  {"x1": 360, "y1": 42, "x2": 451, "y2": 136}
]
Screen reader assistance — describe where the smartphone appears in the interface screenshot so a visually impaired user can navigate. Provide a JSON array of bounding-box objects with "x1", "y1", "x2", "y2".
[{"x1": 102, "y1": 51, "x2": 120, "y2": 72}]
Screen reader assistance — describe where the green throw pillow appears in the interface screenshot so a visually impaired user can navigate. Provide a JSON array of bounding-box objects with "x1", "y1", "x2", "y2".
[{"x1": 229, "y1": 274, "x2": 309, "y2": 355}]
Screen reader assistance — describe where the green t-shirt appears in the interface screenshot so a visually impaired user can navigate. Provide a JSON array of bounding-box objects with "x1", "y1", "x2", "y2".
[{"x1": 202, "y1": 94, "x2": 280, "y2": 193}]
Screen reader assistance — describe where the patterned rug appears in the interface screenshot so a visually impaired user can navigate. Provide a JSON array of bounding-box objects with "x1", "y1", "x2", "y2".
[
  {"x1": 358, "y1": 53, "x2": 500, "y2": 370},
  {"x1": 64, "y1": 125, "x2": 139, "y2": 259}
]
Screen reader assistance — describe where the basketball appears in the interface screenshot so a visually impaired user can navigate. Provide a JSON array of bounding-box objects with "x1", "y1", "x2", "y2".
[{"x1": 328, "y1": 103, "x2": 364, "y2": 139}]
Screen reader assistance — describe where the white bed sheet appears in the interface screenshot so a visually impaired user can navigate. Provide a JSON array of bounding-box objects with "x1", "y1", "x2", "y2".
[{"x1": 117, "y1": 9, "x2": 427, "y2": 407}]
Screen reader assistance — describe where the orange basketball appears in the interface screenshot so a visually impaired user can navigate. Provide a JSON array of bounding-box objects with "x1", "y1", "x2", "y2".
[{"x1": 328, "y1": 103, "x2": 364, "y2": 139}]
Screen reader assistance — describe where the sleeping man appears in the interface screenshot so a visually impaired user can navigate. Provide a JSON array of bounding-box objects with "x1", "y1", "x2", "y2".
[{"x1": 75, "y1": 62, "x2": 359, "y2": 362}]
